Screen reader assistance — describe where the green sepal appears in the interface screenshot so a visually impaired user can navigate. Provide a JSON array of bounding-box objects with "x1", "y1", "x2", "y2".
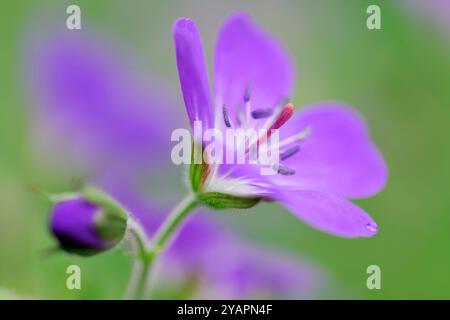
[
  {"x1": 59, "y1": 245, "x2": 104, "y2": 257},
  {"x1": 82, "y1": 186, "x2": 128, "y2": 244},
  {"x1": 82, "y1": 186, "x2": 128, "y2": 221},
  {"x1": 94, "y1": 209, "x2": 128, "y2": 242},
  {"x1": 197, "y1": 192, "x2": 260, "y2": 209},
  {"x1": 189, "y1": 140, "x2": 210, "y2": 192}
]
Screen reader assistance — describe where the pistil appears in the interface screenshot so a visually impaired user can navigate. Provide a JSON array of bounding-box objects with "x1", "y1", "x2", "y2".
[{"x1": 256, "y1": 103, "x2": 294, "y2": 146}]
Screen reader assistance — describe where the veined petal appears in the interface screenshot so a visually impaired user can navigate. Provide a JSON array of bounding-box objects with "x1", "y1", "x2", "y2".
[
  {"x1": 280, "y1": 189, "x2": 378, "y2": 238},
  {"x1": 173, "y1": 18, "x2": 213, "y2": 131},
  {"x1": 213, "y1": 13, "x2": 294, "y2": 128},
  {"x1": 277, "y1": 103, "x2": 387, "y2": 199}
]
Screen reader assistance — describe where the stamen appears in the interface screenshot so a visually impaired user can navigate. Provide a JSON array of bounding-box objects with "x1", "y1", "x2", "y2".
[
  {"x1": 258, "y1": 104, "x2": 282, "y2": 133},
  {"x1": 244, "y1": 86, "x2": 251, "y2": 103},
  {"x1": 278, "y1": 126, "x2": 312, "y2": 149},
  {"x1": 280, "y1": 145, "x2": 300, "y2": 160},
  {"x1": 236, "y1": 107, "x2": 243, "y2": 126},
  {"x1": 251, "y1": 108, "x2": 274, "y2": 119},
  {"x1": 244, "y1": 87, "x2": 252, "y2": 128},
  {"x1": 259, "y1": 126, "x2": 311, "y2": 156},
  {"x1": 275, "y1": 164, "x2": 296, "y2": 176},
  {"x1": 222, "y1": 104, "x2": 232, "y2": 128}
]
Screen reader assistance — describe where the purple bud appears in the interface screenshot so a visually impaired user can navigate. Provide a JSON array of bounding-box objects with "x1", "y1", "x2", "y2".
[{"x1": 50, "y1": 195, "x2": 127, "y2": 256}]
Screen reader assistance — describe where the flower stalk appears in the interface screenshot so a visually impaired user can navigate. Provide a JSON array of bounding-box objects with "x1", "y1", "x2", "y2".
[{"x1": 124, "y1": 193, "x2": 198, "y2": 300}]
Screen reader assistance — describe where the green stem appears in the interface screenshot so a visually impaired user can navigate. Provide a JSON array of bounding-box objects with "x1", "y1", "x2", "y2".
[
  {"x1": 147, "y1": 193, "x2": 198, "y2": 258},
  {"x1": 132, "y1": 259, "x2": 151, "y2": 300},
  {"x1": 125, "y1": 193, "x2": 198, "y2": 300}
]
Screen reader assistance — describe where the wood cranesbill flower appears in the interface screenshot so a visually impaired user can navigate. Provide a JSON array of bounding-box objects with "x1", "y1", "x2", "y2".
[
  {"x1": 173, "y1": 13, "x2": 387, "y2": 238},
  {"x1": 27, "y1": 27, "x2": 326, "y2": 298}
]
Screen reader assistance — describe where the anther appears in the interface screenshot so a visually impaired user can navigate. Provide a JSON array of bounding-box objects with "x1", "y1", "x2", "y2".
[
  {"x1": 278, "y1": 126, "x2": 312, "y2": 149},
  {"x1": 222, "y1": 104, "x2": 232, "y2": 128},
  {"x1": 275, "y1": 164, "x2": 296, "y2": 176},
  {"x1": 280, "y1": 145, "x2": 300, "y2": 160},
  {"x1": 244, "y1": 86, "x2": 251, "y2": 102},
  {"x1": 251, "y1": 108, "x2": 274, "y2": 119}
]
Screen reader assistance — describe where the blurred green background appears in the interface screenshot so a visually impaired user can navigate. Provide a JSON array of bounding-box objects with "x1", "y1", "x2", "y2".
[{"x1": 1, "y1": 0, "x2": 450, "y2": 299}]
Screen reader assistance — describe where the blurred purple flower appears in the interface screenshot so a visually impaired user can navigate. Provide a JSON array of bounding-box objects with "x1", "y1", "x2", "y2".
[
  {"x1": 26, "y1": 30, "x2": 181, "y2": 173},
  {"x1": 173, "y1": 14, "x2": 387, "y2": 238},
  {"x1": 196, "y1": 242, "x2": 323, "y2": 299},
  {"x1": 401, "y1": 0, "x2": 450, "y2": 35},
  {"x1": 26, "y1": 25, "x2": 325, "y2": 298}
]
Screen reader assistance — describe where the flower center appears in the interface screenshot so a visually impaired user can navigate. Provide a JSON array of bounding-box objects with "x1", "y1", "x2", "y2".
[{"x1": 221, "y1": 89, "x2": 311, "y2": 176}]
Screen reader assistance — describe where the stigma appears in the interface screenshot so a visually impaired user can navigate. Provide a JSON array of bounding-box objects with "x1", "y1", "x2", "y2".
[{"x1": 257, "y1": 103, "x2": 295, "y2": 146}]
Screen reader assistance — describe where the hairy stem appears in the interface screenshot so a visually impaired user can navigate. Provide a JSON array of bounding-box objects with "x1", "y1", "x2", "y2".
[{"x1": 124, "y1": 193, "x2": 198, "y2": 300}]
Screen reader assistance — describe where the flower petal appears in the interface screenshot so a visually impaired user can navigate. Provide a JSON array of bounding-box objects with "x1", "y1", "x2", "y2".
[
  {"x1": 213, "y1": 13, "x2": 294, "y2": 127},
  {"x1": 278, "y1": 103, "x2": 387, "y2": 199},
  {"x1": 280, "y1": 189, "x2": 378, "y2": 238},
  {"x1": 50, "y1": 197, "x2": 104, "y2": 248},
  {"x1": 173, "y1": 18, "x2": 213, "y2": 131}
]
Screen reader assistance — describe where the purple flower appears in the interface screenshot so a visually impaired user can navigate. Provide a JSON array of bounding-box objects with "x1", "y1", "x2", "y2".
[
  {"x1": 26, "y1": 25, "x2": 327, "y2": 298},
  {"x1": 49, "y1": 191, "x2": 128, "y2": 256},
  {"x1": 173, "y1": 14, "x2": 387, "y2": 238}
]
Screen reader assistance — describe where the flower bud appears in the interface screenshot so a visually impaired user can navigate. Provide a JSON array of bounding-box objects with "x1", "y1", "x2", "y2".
[{"x1": 49, "y1": 188, "x2": 128, "y2": 256}]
